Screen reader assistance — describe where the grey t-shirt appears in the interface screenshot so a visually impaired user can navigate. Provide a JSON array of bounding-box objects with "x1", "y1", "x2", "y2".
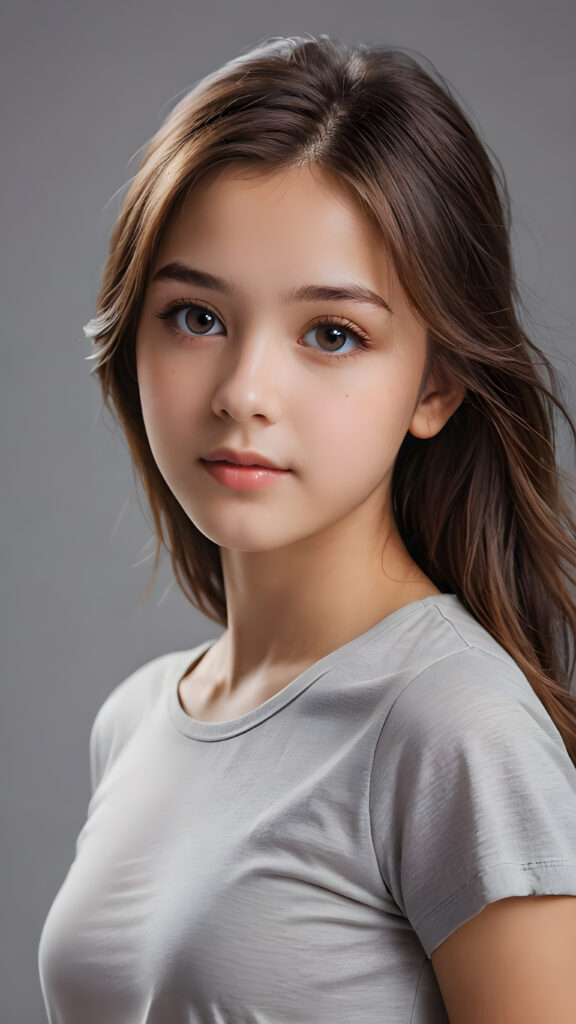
[{"x1": 38, "y1": 594, "x2": 576, "y2": 1023}]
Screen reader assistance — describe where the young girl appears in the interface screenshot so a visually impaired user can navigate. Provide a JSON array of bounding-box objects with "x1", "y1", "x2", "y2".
[{"x1": 38, "y1": 34, "x2": 576, "y2": 1023}]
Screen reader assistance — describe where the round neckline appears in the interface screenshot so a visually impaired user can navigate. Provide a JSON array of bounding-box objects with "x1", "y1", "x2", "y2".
[{"x1": 166, "y1": 593, "x2": 459, "y2": 742}]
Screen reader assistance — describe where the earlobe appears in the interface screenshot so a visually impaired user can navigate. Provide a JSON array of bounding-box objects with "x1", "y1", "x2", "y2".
[{"x1": 408, "y1": 380, "x2": 466, "y2": 440}]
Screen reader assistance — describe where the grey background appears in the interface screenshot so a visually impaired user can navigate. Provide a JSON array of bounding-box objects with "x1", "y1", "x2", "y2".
[{"x1": 1, "y1": 0, "x2": 574, "y2": 1019}]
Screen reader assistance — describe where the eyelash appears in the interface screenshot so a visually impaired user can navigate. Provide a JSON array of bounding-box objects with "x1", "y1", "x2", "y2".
[{"x1": 154, "y1": 297, "x2": 373, "y2": 361}]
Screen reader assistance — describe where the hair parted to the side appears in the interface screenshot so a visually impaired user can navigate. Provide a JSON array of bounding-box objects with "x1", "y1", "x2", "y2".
[{"x1": 83, "y1": 33, "x2": 576, "y2": 764}]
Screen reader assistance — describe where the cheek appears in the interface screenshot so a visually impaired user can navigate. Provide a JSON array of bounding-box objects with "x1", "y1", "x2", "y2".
[
  {"x1": 298, "y1": 379, "x2": 409, "y2": 484},
  {"x1": 137, "y1": 352, "x2": 199, "y2": 446}
]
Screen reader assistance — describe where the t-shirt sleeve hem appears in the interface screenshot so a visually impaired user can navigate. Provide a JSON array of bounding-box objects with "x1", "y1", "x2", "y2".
[{"x1": 416, "y1": 859, "x2": 576, "y2": 960}]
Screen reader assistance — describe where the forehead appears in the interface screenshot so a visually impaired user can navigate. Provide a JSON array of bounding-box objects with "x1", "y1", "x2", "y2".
[
  {"x1": 152, "y1": 163, "x2": 396, "y2": 293},
  {"x1": 172, "y1": 161, "x2": 368, "y2": 223}
]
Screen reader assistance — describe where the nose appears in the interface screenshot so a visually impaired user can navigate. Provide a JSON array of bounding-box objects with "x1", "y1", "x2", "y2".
[{"x1": 211, "y1": 329, "x2": 283, "y2": 423}]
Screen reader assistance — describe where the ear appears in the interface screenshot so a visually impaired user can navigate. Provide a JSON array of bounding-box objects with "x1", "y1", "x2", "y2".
[{"x1": 408, "y1": 367, "x2": 466, "y2": 440}]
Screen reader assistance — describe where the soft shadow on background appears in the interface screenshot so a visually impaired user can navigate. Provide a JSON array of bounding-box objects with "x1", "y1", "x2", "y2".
[{"x1": 1, "y1": 0, "x2": 574, "y2": 1019}]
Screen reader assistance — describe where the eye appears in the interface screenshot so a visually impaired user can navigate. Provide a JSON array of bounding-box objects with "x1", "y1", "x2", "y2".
[
  {"x1": 301, "y1": 318, "x2": 371, "y2": 360},
  {"x1": 155, "y1": 300, "x2": 225, "y2": 336},
  {"x1": 155, "y1": 300, "x2": 372, "y2": 361}
]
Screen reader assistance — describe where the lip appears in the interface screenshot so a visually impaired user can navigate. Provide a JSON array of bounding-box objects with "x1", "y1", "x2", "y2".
[
  {"x1": 201, "y1": 447, "x2": 286, "y2": 470},
  {"x1": 200, "y1": 459, "x2": 289, "y2": 491}
]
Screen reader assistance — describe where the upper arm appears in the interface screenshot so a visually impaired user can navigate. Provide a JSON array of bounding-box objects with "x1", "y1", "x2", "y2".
[{"x1": 430, "y1": 894, "x2": 576, "y2": 1024}]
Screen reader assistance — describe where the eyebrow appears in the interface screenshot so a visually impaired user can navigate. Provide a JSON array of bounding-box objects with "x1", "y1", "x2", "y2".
[{"x1": 151, "y1": 261, "x2": 393, "y2": 314}]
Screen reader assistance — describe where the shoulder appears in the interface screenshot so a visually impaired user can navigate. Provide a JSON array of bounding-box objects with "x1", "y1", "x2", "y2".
[
  {"x1": 373, "y1": 640, "x2": 572, "y2": 818},
  {"x1": 92, "y1": 650, "x2": 181, "y2": 734},
  {"x1": 368, "y1": 595, "x2": 531, "y2": 703},
  {"x1": 382, "y1": 594, "x2": 564, "y2": 749},
  {"x1": 88, "y1": 646, "x2": 204, "y2": 791},
  {"x1": 389, "y1": 642, "x2": 545, "y2": 728}
]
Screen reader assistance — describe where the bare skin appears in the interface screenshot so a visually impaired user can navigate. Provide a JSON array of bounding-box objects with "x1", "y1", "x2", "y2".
[{"x1": 135, "y1": 163, "x2": 465, "y2": 721}]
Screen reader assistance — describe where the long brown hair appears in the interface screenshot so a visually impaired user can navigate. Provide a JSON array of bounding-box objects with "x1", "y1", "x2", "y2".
[{"x1": 84, "y1": 34, "x2": 576, "y2": 764}]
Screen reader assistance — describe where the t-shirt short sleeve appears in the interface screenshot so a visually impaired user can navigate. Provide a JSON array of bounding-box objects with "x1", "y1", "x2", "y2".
[
  {"x1": 369, "y1": 645, "x2": 576, "y2": 959},
  {"x1": 88, "y1": 682, "x2": 124, "y2": 797},
  {"x1": 87, "y1": 655, "x2": 172, "y2": 798},
  {"x1": 88, "y1": 699, "x2": 108, "y2": 797}
]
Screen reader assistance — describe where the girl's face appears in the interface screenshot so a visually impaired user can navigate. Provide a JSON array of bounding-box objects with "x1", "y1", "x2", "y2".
[{"x1": 136, "y1": 164, "x2": 450, "y2": 555}]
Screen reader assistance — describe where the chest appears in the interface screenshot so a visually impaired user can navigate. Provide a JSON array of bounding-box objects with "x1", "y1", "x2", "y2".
[{"x1": 40, "y1": 724, "x2": 442, "y2": 1022}]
